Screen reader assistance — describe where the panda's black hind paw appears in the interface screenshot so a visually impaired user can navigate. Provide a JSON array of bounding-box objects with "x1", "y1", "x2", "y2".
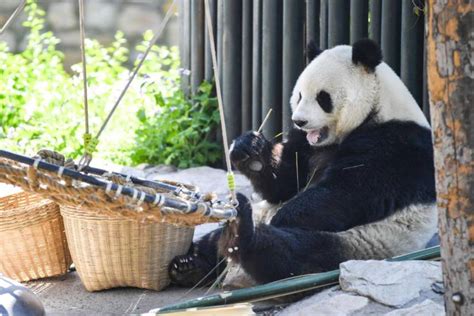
[{"x1": 168, "y1": 254, "x2": 215, "y2": 287}]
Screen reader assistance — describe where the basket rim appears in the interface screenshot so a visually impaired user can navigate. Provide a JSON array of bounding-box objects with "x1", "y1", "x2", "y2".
[{"x1": 0, "y1": 191, "x2": 57, "y2": 218}]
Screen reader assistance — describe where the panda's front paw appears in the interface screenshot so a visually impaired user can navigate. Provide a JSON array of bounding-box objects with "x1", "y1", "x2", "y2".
[{"x1": 230, "y1": 131, "x2": 271, "y2": 173}]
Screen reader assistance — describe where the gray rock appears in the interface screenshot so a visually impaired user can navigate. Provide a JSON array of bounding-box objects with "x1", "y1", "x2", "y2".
[
  {"x1": 118, "y1": 5, "x2": 162, "y2": 38},
  {"x1": 56, "y1": 30, "x2": 80, "y2": 47},
  {"x1": 85, "y1": 2, "x2": 118, "y2": 31},
  {"x1": 48, "y1": 2, "x2": 77, "y2": 30},
  {"x1": 0, "y1": 30, "x2": 16, "y2": 50},
  {"x1": 279, "y1": 289, "x2": 370, "y2": 316},
  {"x1": 0, "y1": 0, "x2": 24, "y2": 11},
  {"x1": 385, "y1": 299, "x2": 445, "y2": 316},
  {"x1": 340, "y1": 260, "x2": 442, "y2": 307}
]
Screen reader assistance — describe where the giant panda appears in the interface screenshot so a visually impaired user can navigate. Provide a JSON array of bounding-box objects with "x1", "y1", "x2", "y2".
[{"x1": 168, "y1": 38, "x2": 437, "y2": 287}]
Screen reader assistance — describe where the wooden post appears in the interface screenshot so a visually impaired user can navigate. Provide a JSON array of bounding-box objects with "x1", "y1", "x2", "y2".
[{"x1": 427, "y1": 1, "x2": 474, "y2": 314}]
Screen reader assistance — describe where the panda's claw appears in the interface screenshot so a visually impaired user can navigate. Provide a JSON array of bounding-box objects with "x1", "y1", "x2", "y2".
[{"x1": 168, "y1": 254, "x2": 215, "y2": 287}]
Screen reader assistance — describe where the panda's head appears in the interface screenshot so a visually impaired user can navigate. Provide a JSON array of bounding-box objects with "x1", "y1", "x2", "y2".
[{"x1": 291, "y1": 39, "x2": 383, "y2": 146}]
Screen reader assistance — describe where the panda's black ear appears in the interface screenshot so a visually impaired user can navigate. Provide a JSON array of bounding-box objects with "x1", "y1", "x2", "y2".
[
  {"x1": 306, "y1": 40, "x2": 323, "y2": 61},
  {"x1": 352, "y1": 38, "x2": 382, "y2": 72}
]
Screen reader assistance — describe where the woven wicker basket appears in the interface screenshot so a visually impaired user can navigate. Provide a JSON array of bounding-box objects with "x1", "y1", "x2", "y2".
[
  {"x1": 61, "y1": 205, "x2": 194, "y2": 292},
  {"x1": 0, "y1": 192, "x2": 72, "y2": 282}
]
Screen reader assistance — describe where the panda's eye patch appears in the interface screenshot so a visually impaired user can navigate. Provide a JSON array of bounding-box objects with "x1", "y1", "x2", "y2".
[
  {"x1": 297, "y1": 92, "x2": 302, "y2": 104},
  {"x1": 316, "y1": 90, "x2": 333, "y2": 113}
]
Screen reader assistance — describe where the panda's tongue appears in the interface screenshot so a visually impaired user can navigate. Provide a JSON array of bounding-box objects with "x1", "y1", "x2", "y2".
[{"x1": 306, "y1": 129, "x2": 321, "y2": 145}]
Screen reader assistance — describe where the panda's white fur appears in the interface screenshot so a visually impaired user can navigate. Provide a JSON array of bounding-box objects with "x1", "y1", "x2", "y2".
[{"x1": 291, "y1": 46, "x2": 429, "y2": 146}]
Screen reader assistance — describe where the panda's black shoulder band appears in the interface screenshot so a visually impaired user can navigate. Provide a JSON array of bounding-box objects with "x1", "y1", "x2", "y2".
[{"x1": 352, "y1": 38, "x2": 382, "y2": 72}]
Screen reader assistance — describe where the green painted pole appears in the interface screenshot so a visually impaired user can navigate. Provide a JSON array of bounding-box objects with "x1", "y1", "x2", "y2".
[
  {"x1": 319, "y1": 0, "x2": 328, "y2": 49},
  {"x1": 369, "y1": 0, "x2": 382, "y2": 44},
  {"x1": 282, "y1": 0, "x2": 305, "y2": 135},
  {"x1": 204, "y1": 0, "x2": 217, "y2": 81},
  {"x1": 350, "y1": 0, "x2": 369, "y2": 43},
  {"x1": 381, "y1": 0, "x2": 401, "y2": 74},
  {"x1": 306, "y1": 0, "x2": 320, "y2": 56},
  {"x1": 154, "y1": 246, "x2": 441, "y2": 313},
  {"x1": 251, "y1": 0, "x2": 262, "y2": 130},
  {"x1": 191, "y1": 0, "x2": 205, "y2": 94},
  {"x1": 179, "y1": 0, "x2": 191, "y2": 96},
  {"x1": 222, "y1": 0, "x2": 242, "y2": 143},
  {"x1": 261, "y1": 0, "x2": 282, "y2": 139},
  {"x1": 328, "y1": 0, "x2": 350, "y2": 47},
  {"x1": 401, "y1": 0, "x2": 424, "y2": 106},
  {"x1": 241, "y1": 0, "x2": 253, "y2": 132}
]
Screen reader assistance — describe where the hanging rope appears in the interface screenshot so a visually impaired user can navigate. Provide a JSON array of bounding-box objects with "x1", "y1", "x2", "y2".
[
  {"x1": 77, "y1": 0, "x2": 97, "y2": 170},
  {"x1": 0, "y1": 0, "x2": 27, "y2": 35},
  {"x1": 203, "y1": 0, "x2": 237, "y2": 205},
  {"x1": 76, "y1": 0, "x2": 178, "y2": 169}
]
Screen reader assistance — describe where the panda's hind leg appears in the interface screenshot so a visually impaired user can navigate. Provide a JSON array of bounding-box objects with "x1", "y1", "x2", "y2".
[{"x1": 168, "y1": 229, "x2": 224, "y2": 287}]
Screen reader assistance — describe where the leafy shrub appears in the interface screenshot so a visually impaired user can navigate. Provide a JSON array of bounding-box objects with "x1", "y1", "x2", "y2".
[
  {"x1": 0, "y1": 0, "x2": 221, "y2": 167},
  {"x1": 133, "y1": 81, "x2": 221, "y2": 168}
]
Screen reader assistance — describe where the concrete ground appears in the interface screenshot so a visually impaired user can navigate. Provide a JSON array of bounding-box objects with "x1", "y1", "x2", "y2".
[
  {"x1": 21, "y1": 221, "x2": 221, "y2": 315},
  {"x1": 26, "y1": 271, "x2": 216, "y2": 315}
]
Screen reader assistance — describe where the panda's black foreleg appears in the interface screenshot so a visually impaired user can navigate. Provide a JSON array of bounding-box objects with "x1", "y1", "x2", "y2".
[
  {"x1": 230, "y1": 129, "x2": 311, "y2": 204},
  {"x1": 168, "y1": 228, "x2": 226, "y2": 287},
  {"x1": 220, "y1": 193, "x2": 346, "y2": 284}
]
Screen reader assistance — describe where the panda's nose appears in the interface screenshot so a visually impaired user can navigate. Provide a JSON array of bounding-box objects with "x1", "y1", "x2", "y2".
[{"x1": 293, "y1": 120, "x2": 308, "y2": 128}]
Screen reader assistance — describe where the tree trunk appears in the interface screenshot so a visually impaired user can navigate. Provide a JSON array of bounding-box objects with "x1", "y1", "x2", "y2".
[{"x1": 426, "y1": 1, "x2": 474, "y2": 315}]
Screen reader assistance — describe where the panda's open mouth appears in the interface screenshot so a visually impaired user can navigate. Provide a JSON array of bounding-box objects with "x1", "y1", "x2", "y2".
[{"x1": 306, "y1": 126, "x2": 329, "y2": 145}]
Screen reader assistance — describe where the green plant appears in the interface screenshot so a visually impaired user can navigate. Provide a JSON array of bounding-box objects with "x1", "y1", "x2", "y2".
[
  {"x1": 132, "y1": 81, "x2": 221, "y2": 168},
  {"x1": 0, "y1": 0, "x2": 221, "y2": 168}
]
